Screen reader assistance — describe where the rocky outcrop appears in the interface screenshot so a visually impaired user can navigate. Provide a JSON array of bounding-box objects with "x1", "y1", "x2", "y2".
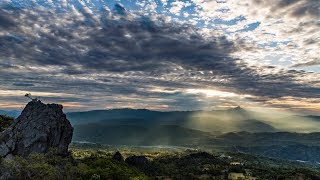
[
  {"x1": 113, "y1": 151, "x2": 124, "y2": 162},
  {"x1": 0, "y1": 100, "x2": 73, "y2": 157}
]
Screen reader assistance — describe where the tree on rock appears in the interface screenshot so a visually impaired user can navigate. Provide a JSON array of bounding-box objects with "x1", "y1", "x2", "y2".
[{"x1": 24, "y1": 93, "x2": 38, "y2": 101}]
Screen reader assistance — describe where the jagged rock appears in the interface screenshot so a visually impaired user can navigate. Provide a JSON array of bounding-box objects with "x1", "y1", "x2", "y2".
[
  {"x1": 0, "y1": 100, "x2": 73, "y2": 157},
  {"x1": 113, "y1": 151, "x2": 124, "y2": 161}
]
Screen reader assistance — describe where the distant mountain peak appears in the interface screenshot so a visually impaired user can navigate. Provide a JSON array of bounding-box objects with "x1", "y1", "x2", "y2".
[
  {"x1": 226, "y1": 106, "x2": 250, "y2": 119},
  {"x1": 228, "y1": 106, "x2": 245, "y2": 112}
]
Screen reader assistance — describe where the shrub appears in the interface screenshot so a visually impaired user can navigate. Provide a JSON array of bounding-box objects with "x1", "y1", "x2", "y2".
[{"x1": 0, "y1": 115, "x2": 14, "y2": 132}]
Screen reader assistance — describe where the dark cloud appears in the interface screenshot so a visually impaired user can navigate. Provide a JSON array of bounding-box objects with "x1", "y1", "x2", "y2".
[
  {"x1": 12, "y1": 83, "x2": 34, "y2": 87},
  {"x1": 291, "y1": 59, "x2": 320, "y2": 67},
  {"x1": 254, "y1": 0, "x2": 320, "y2": 19},
  {"x1": 0, "y1": 3, "x2": 319, "y2": 111},
  {"x1": 291, "y1": 0, "x2": 320, "y2": 18},
  {"x1": 0, "y1": 9, "x2": 15, "y2": 28},
  {"x1": 277, "y1": 0, "x2": 300, "y2": 7}
]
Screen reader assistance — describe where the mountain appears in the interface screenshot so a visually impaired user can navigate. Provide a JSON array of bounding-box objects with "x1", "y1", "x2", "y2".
[
  {"x1": 66, "y1": 107, "x2": 320, "y2": 163},
  {"x1": 72, "y1": 123, "x2": 320, "y2": 163},
  {"x1": 73, "y1": 124, "x2": 212, "y2": 146},
  {"x1": 5, "y1": 107, "x2": 317, "y2": 133},
  {"x1": 73, "y1": 124, "x2": 320, "y2": 147},
  {"x1": 216, "y1": 131, "x2": 320, "y2": 163},
  {"x1": 216, "y1": 131, "x2": 320, "y2": 146},
  {"x1": 233, "y1": 144, "x2": 320, "y2": 163},
  {"x1": 226, "y1": 106, "x2": 250, "y2": 117},
  {"x1": 304, "y1": 115, "x2": 320, "y2": 122},
  {"x1": 67, "y1": 108, "x2": 171, "y2": 125},
  {"x1": 67, "y1": 107, "x2": 278, "y2": 133},
  {"x1": 0, "y1": 110, "x2": 20, "y2": 118}
]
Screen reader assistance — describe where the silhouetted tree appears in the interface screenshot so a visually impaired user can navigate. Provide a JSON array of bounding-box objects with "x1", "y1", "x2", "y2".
[{"x1": 25, "y1": 93, "x2": 37, "y2": 101}]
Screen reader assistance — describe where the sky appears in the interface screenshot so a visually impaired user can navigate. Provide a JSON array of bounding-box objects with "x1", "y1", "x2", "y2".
[{"x1": 0, "y1": 0, "x2": 319, "y2": 114}]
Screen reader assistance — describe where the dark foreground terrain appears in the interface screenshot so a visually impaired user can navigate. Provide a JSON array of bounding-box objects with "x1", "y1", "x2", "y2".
[{"x1": 1, "y1": 143, "x2": 320, "y2": 179}]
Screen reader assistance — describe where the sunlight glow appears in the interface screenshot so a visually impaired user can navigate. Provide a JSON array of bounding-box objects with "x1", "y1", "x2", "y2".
[
  {"x1": 0, "y1": 90, "x2": 76, "y2": 97},
  {"x1": 185, "y1": 89, "x2": 238, "y2": 97}
]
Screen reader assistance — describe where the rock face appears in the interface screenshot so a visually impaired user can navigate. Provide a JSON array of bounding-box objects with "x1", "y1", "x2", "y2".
[{"x1": 0, "y1": 100, "x2": 73, "y2": 157}]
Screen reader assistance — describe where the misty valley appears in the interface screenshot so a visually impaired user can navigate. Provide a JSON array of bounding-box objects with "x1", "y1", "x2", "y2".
[{"x1": 68, "y1": 107, "x2": 320, "y2": 164}]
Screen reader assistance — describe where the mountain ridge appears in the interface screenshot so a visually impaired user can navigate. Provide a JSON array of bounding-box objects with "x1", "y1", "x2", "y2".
[{"x1": 65, "y1": 107, "x2": 320, "y2": 133}]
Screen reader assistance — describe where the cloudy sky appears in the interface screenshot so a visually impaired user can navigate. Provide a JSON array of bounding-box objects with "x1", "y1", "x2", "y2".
[{"x1": 0, "y1": 0, "x2": 319, "y2": 114}]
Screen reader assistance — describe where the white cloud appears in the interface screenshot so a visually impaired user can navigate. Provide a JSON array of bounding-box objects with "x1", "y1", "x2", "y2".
[
  {"x1": 61, "y1": 0, "x2": 68, "y2": 7},
  {"x1": 160, "y1": 0, "x2": 168, "y2": 6},
  {"x1": 169, "y1": 1, "x2": 191, "y2": 16},
  {"x1": 185, "y1": 89, "x2": 238, "y2": 97},
  {"x1": 0, "y1": 90, "x2": 75, "y2": 98},
  {"x1": 183, "y1": 0, "x2": 320, "y2": 71}
]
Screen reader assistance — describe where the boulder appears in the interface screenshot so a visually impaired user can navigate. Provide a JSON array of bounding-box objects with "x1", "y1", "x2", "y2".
[
  {"x1": 112, "y1": 151, "x2": 124, "y2": 162},
  {"x1": 0, "y1": 100, "x2": 73, "y2": 157}
]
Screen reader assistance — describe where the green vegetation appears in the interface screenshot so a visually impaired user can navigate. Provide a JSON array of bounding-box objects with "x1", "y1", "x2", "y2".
[
  {"x1": 143, "y1": 151, "x2": 320, "y2": 179},
  {"x1": 72, "y1": 122, "x2": 320, "y2": 163},
  {"x1": 0, "y1": 146, "x2": 320, "y2": 179},
  {"x1": 0, "y1": 149, "x2": 147, "y2": 180},
  {"x1": 0, "y1": 114, "x2": 14, "y2": 132}
]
